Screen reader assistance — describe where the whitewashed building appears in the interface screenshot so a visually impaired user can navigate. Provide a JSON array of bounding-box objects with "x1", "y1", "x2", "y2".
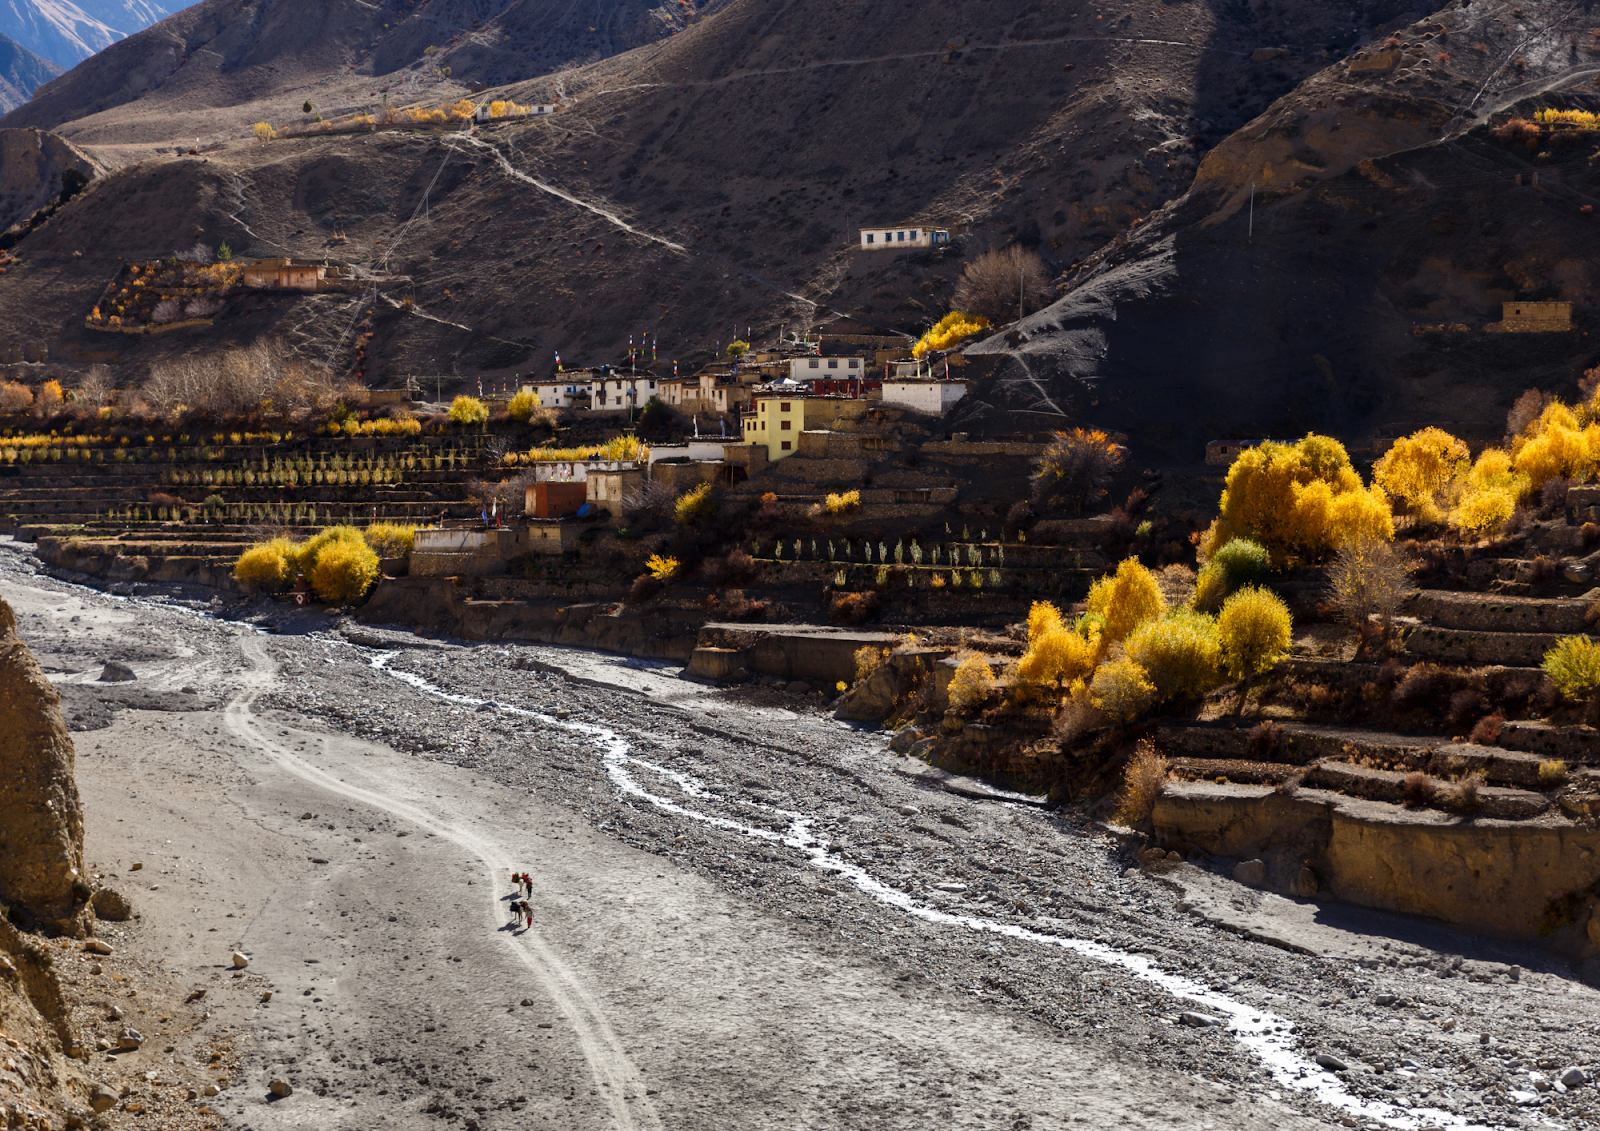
[
  {"x1": 522, "y1": 379, "x2": 587, "y2": 410},
  {"x1": 787, "y1": 356, "x2": 865, "y2": 381},
  {"x1": 588, "y1": 374, "x2": 659, "y2": 412},
  {"x1": 880, "y1": 379, "x2": 971, "y2": 414},
  {"x1": 859, "y1": 226, "x2": 949, "y2": 250}
]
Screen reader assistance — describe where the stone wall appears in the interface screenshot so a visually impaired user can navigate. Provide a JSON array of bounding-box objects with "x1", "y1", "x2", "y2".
[{"x1": 1153, "y1": 781, "x2": 1600, "y2": 953}]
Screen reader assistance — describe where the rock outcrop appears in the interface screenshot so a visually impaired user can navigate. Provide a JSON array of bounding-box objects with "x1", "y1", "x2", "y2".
[{"x1": 0, "y1": 595, "x2": 86, "y2": 928}]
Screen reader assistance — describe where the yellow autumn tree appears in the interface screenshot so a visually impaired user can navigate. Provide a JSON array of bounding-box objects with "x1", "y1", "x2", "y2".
[
  {"x1": 1372, "y1": 427, "x2": 1469, "y2": 525},
  {"x1": 1207, "y1": 434, "x2": 1393, "y2": 565},
  {"x1": 912, "y1": 312, "x2": 991, "y2": 358},
  {"x1": 1513, "y1": 401, "x2": 1599, "y2": 488},
  {"x1": 1450, "y1": 447, "x2": 1531, "y2": 532},
  {"x1": 1085, "y1": 558, "x2": 1165, "y2": 642},
  {"x1": 253, "y1": 122, "x2": 276, "y2": 142}
]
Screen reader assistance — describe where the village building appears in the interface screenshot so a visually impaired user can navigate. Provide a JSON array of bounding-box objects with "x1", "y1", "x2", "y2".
[
  {"x1": 742, "y1": 394, "x2": 853, "y2": 460},
  {"x1": 880, "y1": 377, "x2": 971, "y2": 414},
  {"x1": 587, "y1": 370, "x2": 659, "y2": 412},
  {"x1": 522, "y1": 378, "x2": 589, "y2": 410},
  {"x1": 1485, "y1": 301, "x2": 1573, "y2": 333},
  {"x1": 858, "y1": 226, "x2": 950, "y2": 250},
  {"x1": 787, "y1": 356, "x2": 865, "y2": 382},
  {"x1": 239, "y1": 258, "x2": 359, "y2": 292}
]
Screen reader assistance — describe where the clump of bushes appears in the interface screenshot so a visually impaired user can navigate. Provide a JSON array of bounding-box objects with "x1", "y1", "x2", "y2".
[
  {"x1": 1089, "y1": 657, "x2": 1156, "y2": 722},
  {"x1": 364, "y1": 523, "x2": 416, "y2": 558},
  {"x1": 829, "y1": 590, "x2": 881, "y2": 625},
  {"x1": 233, "y1": 537, "x2": 297, "y2": 592},
  {"x1": 1114, "y1": 739, "x2": 1169, "y2": 825},
  {"x1": 674, "y1": 482, "x2": 718, "y2": 526},
  {"x1": 1542, "y1": 635, "x2": 1600, "y2": 702},
  {"x1": 231, "y1": 525, "x2": 387, "y2": 603},
  {"x1": 1015, "y1": 600, "x2": 1099, "y2": 693},
  {"x1": 1193, "y1": 538, "x2": 1269, "y2": 614},
  {"x1": 1030, "y1": 428, "x2": 1124, "y2": 514},
  {"x1": 947, "y1": 654, "x2": 995, "y2": 714},
  {"x1": 1205, "y1": 433, "x2": 1392, "y2": 565},
  {"x1": 645, "y1": 553, "x2": 680, "y2": 581},
  {"x1": 448, "y1": 394, "x2": 489, "y2": 427},
  {"x1": 1125, "y1": 608, "x2": 1222, "y2": 703},
  {"x1": 823, "y1": 490, "x2": 861, "y2": 514}
]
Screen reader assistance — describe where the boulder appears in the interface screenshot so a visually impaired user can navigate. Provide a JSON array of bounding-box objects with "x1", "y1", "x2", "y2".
[
  {"x1": 89, "y1": 1085, "x2": 116, "y2": 1113},
  {"x1": 82, "y1": 938, "x2": 112, "y2": 955},
  {"x1": 0, "y1": 596, "x2": 86, "y2": 922},
  {"x1": 1232, "y1": 859, "x2": 1267, "y2": 887},
  {"x1": 96, "y1": 661, "x2": 135, "y2": 683},
  {"x1": 116, "y1": 1027, "x2": 143, "y2": 1050},
  {"x1": 91, "y1": 888, "x2": 133, "y2": 922},
  {"x1": 269, "y1": 1078, "x2": 293, "y2": 1098},
  {"x1": 231, "y1": 951, "x2": 249, "y2": 969}
]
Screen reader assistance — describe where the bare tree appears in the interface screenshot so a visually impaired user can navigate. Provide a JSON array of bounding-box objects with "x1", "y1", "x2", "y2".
[
  {"x1": 1506, "y1": 388, "x2": 1549, "y2": 441},
  {"x1": 1327, "y1": 530, "x2": 1415, "y2": 638},
  {"x1": 622, "y1": 479, "x2": 677, "y2": 523},
  {"x1": 76, "y1": 364, "x2": 113, "y2": 409},
  {"x1": 1030, "y1": 428, "x2": 1124, "y2": 514},
  {"x1": 175, "y1": 241, "x2": 213, "y2": 264},
  {"x1": 953, "y1": 245, "x2": 1055, "y2": 324}
]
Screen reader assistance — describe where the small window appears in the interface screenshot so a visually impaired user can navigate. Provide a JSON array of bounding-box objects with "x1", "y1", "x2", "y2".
[
  {"x1": 781, "y1": 441, "x2": 792, "y2": 451},
  {"x1": 781, "y1": 420, "x2": 791, "y2": 430},
  {"x1": 808, "y1": 359, "x2": 819, "y2": 369},
  {"x1": 848, "y1": 359, "x2": 858, "y2": 369},
  {"x1": 865, "y1": 233, "x2": 874, "y2": 243},
  {"x1": 828, "y1": 359, "x2": 838, "y2": 369},
  {"x1": 780, "y1": 402, "x2": 791, "y2": 411}
]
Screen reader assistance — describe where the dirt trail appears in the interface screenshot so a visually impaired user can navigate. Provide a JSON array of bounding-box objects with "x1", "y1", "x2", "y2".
[{"x1": 223, "y1": 632, "x2": 660, "y2": 1131}]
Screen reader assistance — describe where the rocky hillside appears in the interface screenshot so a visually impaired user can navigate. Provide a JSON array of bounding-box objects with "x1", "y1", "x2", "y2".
[
  {"x1": 0, "y1": 0, "x2": 1443, "y2": 386},
  {"x1": 0, "y1": 32, "x2": 61, "y2": 113},
  {"x1": 966, "y1": 0, "x2": 1600, "y2": 458},
  {"x1": 0, "y1": 593, "x2": 88, "y2": 1126}
]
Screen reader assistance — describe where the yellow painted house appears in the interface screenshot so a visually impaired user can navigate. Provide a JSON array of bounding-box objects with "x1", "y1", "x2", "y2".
[{"x1": 742, "y1": 394, "x2": 851, "y2": 460}]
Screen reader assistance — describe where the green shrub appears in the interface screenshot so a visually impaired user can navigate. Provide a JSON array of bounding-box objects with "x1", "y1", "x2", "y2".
[
  {"x1": 1543, "y1": 636, "x2": 1600, "y2": 699},
  {"x1": 1217, "y1": 586, "x2": 1293, "y2": 680},
  {"x1": 448, "y1": 395, "x2": 489, "y2": 427},
  {"x1": 310, "y1": 539, "x2": 380, "y2": 604},
  {"x1": 1125, "y1": 609, "x2": 1223, "y2": 702}
]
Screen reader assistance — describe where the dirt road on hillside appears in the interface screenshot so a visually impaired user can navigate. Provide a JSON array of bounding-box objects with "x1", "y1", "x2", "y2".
[{"x1": 7, "y1": 539, "x2": 1600, "y2": 1131}]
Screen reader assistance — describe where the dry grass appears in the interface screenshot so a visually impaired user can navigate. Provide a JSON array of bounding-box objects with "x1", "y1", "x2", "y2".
[
  {"x1": 1538, "y1": 760, "x2": 1569, "y2": 786},
  {"x1": 1114, "y1": 739, "x2": 1170, "y2": 826},
  {"x1": 1401, "y1": 771, "x2": 1437, "y2": 807}
]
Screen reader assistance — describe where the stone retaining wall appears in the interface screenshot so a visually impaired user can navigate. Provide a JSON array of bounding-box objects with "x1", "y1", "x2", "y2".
[{"x1": 1152, "y1": 781, "x2": 1600, "y2": 953}]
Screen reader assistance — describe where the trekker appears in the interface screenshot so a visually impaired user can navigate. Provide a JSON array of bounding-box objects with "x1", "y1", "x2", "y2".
[
  {"x1": 522, "y1": 872, "x2": 532, "y2": 897},
  {"x1": 524, "y1": 901, "x2": 533, "y2": 929}
]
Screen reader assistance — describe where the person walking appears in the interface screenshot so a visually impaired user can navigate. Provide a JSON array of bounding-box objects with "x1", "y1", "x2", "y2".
[
  {"x1": 524, "y1": 900, "x2": 533, "y2": 929},
  {"x1": 521, "y1": 872, "x2": 532, "y2": 897}
]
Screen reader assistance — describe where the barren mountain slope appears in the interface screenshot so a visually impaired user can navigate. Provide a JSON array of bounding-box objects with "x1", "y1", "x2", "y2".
[
  {"x1": 0, "y1": 30, "x2": 61, "y2": 112},
  {"x1": 2, "y1": 0, "x2": 727, "y2": 139},
  {"x1": 0, "y1": 0, "x2": 1436, "y2": 382},
  {"x1": 959, "y1": 0, "x2": 1600, "y2": 457}
]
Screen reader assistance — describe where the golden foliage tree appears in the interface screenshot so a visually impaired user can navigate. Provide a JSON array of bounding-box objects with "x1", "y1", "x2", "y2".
[
  {"x1": 912, "y1": 312, "x2": 991, "y2": 358},
  {"x1": 1125, "y1": 610, "x2": 1223, "y2": 703},
  {"x1": 1085, "y1": 558, "x2": 1165, "y2": 642},
  {"x1": 1216, "y1": 586, "x2": 1293, "y2": 680},
  {"x1": 1372, "y1": 427, "x2": 1469, "y2": 524},
  {"x1": 1209, "y1": 434, "x2": 1392, "y2": 565}
]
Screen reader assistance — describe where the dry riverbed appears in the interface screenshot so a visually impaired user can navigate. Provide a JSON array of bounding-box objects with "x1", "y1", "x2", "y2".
[{"x1": 5, "y1": 537, "x2": 1600, "y2": 1131}]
